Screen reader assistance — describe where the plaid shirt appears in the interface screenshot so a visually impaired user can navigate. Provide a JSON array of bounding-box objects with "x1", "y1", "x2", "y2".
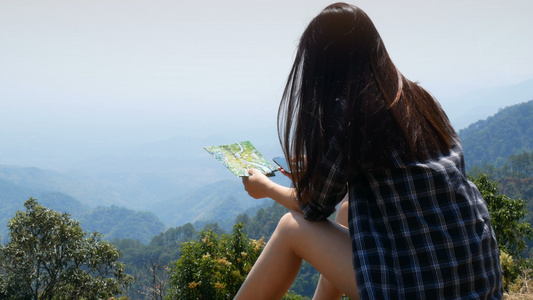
[{"x1": 300, "y1": 140, "x2": 503, "y2": 299}]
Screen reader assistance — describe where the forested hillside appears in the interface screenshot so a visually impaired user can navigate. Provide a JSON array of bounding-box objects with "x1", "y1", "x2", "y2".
[
  {"x1": 0, "y1": 179, "x2": 164, "y2": 244},
  {"x1": 459, "y1": 100, "x2": 533, "y2": 169},
  {"x1": 0, "y1": 177, "x2": 88, "y2": 241},
  {"x1": 0, "y1": 164, "x2": 281, "y2": 236},
  {"x1": 469, "y1": 151, "x2": 533, "y2": 199},
  {"x1": 79, "y1": 206, "x2": 165, "y2": 244},
  {"x1": 0, "y1": 165, "x2": 149, "y2": 208},
  {"x1": 151, "y1": 179, "x2": 276, "y2": 230}
]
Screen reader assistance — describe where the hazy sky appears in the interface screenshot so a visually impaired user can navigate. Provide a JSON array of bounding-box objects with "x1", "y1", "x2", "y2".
[{"x1": 1, "y1": 0, "x2": 532, "y2": 169}]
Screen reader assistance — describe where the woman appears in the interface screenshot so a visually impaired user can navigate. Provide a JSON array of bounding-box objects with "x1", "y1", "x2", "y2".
[{"x1": 237, "y1": 3, "x2": 503, "y2": 299}]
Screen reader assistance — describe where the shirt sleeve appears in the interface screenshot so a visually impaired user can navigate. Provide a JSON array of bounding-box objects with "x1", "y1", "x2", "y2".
[{"x1": 299, "y1": 99, "x2": 348, "y2": 221}]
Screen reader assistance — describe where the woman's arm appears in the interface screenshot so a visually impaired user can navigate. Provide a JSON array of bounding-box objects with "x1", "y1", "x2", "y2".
[{"x1": 242, "y1": 169, "x2": 302, "y2": 212}]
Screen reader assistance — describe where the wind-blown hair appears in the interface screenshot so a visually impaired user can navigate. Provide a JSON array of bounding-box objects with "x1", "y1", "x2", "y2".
[{"x1": 278, "y1": 3, "x2": 457, "y2": 203}]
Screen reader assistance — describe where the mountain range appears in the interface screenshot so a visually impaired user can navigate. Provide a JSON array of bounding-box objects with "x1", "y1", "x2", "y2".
[{"x1": 1, "y1": 80, "x2": 532, "y2": 242}]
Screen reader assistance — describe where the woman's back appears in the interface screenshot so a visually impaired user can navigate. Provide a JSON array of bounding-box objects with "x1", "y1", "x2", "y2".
[{"x1": 348, "y1": 144, "x2": 502, "y2": 299}]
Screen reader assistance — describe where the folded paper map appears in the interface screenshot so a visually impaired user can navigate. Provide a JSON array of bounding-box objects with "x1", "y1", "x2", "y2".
[{"x1": 204, "y1": 141, "x2": 277, "y2": 177}]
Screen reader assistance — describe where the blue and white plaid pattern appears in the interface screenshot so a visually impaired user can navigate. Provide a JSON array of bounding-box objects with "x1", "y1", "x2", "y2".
[{"x1": 300, "y1": 143, "x2": 503, "y2": 299}]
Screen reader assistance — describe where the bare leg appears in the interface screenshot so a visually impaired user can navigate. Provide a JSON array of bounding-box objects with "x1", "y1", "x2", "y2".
[
  {"x1": 334, "y1": 196, "x2": 350, "y2": 228},
  {"x1": 313, "y1": 196, "x2": 350, "y2": 300},
  {"x1": 314, "y1": 276, "x2": 344, "y2": 300},
  {"x1": 234, "y1": 210, "x2": 358, "y2": 300}
]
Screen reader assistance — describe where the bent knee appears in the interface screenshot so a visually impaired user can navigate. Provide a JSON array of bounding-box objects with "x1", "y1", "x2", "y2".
[
  {"x1": 280, "y1": 210, "x2": 305, "y2": 223},
  {"x1": 275, "y1": 211, "x2": 305, "y2": 236}
]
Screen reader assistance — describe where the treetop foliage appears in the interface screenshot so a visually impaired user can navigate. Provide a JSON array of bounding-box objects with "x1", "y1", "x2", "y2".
[
  {"x1": 167, "y1": 223, "x2": 265, "y2": 299},
  {"x1": 0, "y1": 198, "x2": 133, "y2": 299},
  {"x1": 470, "y1": 174, "x2": 533, "y2": 258}
]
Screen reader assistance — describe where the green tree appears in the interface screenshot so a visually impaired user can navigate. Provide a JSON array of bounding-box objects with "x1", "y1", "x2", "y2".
[
  {"x1": 112, "y1": 222, "x2": 198, "y2": 299},
  {"x1": 0, "y1": 198, "x2": 133, "y2": 299},
  {"x1": 471, "y1": 174, "x2": 533, "y2": 291},
  {"x1": 471, "y1": 174, "x2": 533, "y2": 258},
  {"x1": 167, "y1": 223, "x2": 265, "y2": 299}
]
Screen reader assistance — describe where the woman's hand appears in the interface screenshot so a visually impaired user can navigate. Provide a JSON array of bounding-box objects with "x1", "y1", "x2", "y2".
[
  {"x1": 242, "y1": 169, "x2": 274, "y2": 199},
  {"x1": 242, "y1": 169, "x2": 302, "y2": 212},
  {"x1": 279, "y1": 156, "x2": 306, "y2": 183},
  {"x1": 278, "y1": 166, "x2": 292, "y2": 178}
]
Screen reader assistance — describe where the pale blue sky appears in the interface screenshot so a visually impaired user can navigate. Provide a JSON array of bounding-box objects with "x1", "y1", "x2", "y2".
[{"x1": 1, "y1": 0, "x2": 532, "y2": 169}]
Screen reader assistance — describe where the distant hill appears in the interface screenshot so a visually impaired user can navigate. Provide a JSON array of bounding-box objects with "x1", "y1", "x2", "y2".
[
  {"x1": 0, "y1": 165, "x2": 144, "y2": 208},
  {"x1": 151, "y1": 179, "x2": 276, "y2": 230},
  {"x1": 441, "y1": 78, "x2": 533, "y2": 130},
  {"x1": 0, "y1": 164, "x2": 284, "y2": 241},
  {"x1": 0, "y1": 177, "x2": 88, "y2": 241},
  {"x1": 0, "y1": 173, "x2": 164, "y2": 244},
  {"x1": 79, "y1": 206, "x2": 165, "y2": 244},
  {"x1": 459, "y1": 100, "x2": 533, "y2": 169},
  {"x1": 0, "y1": 131, "x2": 283, "y2": 212}
]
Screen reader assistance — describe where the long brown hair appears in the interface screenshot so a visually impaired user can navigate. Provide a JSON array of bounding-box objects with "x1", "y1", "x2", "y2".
[{"x1": 278, "y1": 3, "x2": 457, "y2": 203}]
